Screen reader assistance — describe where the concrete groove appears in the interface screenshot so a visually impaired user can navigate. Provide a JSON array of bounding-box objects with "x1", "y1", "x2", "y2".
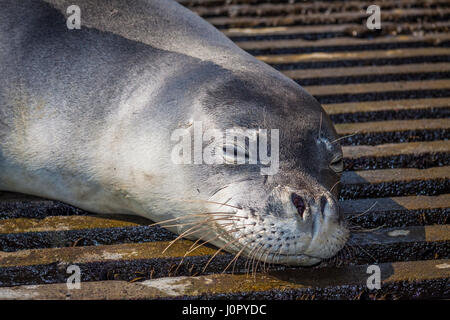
[
  {"x1": 284, "y1": 63, "x2": 450, "y2": 80},
  {"x1": 206, "y1": 8, "x2": 450, "y2": 28},
  {"x1": 225, "y1": 22, "x2": 450, "y2": 39},
  {"x1": 239, "y1": 33, "x2": 450, "y2": 50},
  {"x1": 257, "y1": 48, "x2": 450, "y2": 64}
]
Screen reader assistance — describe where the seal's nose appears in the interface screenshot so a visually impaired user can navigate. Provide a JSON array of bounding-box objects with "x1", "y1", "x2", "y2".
[
  {"x1": 320, "y1": 193, "x2": 343, "y2": 222},
  {"x1": 320, "y1": 195, "x2": 328, "y2": 216},
  {"x1": 291, "y1": 193, "x2": 306, "y2": 218}
]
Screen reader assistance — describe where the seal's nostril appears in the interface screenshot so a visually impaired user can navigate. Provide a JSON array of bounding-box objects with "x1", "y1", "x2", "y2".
[
  {"x1": 291, "y1": 193, "x2": 305, "y2": 217},
  {"x1": 320, "y1": 195, "x2": 328, "y2": 215}
]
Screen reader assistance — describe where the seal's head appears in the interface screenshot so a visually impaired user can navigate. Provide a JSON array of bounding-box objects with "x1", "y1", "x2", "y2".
[{"x1": 173, "y1": 70, "x2": 348, "y2": 267}]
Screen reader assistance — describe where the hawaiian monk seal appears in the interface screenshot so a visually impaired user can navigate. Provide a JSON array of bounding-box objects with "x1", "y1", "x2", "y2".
[{"x1": 0, "y1": 0, "x2": 348, "y2": 266}]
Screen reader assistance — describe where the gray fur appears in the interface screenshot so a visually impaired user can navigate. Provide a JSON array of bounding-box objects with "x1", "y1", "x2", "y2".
[{"x1": 0, "y1": 0, "x2": 347, "y2": 266}]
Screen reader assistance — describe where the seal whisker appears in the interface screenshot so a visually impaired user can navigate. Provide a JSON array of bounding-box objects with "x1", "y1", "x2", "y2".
[
  {"x1": 222, "y1": 228, "x2": 270, "y2": 274},
  {"x1": 162, "y1": 217, "x2": 238, "y2": 253},
  {"x1": 346, "y1": 201, "x2": 378, "y2": 219},
  {"x1": 329, "y1": 180, "x2": 340, "y2": 193},
  {"x1": 272, "y1": 245, "x2": 284, "y2": 267},
  {"x1": 342, "y1": 243, "x2": 356, "y2": 265},
  {"x1": 245, "y1": 243, "x2": 263, "y2": 277},
  {"x1": 187, "y1": 231, "x2": 216, "y2": 252},
  {"x1": 163, "y1": 218, "x2": 240, "y2": 254},
  {"x1": 179, "y1": 199, "x2": 242, "y2": 210},
  {"x1": 149, "y1": 212, "x2": 236, "y2": 227},
  {"x1": 251, "y1": 245, "x2": 265, "y2": 278},
  {"x1": 338, "y1": 243, "x2": 353, "y2": 266},
  {"x1": 244, "y1": 245, "x2": 256, "y2": 273},
  {"x1": 160, "y1": 217, "x2": 239, "y2": 229},
  {"x1": 174, "y1": 225, "x2": 244, "y2": 274},
  {"x1": 261, "y1": 251, "x2": 269, "y2": 273},
  {"x1": 244, "y1": 245, "x2": 258, "y2": 275},
  {"x1": 186, "y1": 223, "x2": 241, "y2": 254},
  {"x1": 185, "y1": 223, "x2": 256, "y2": 255},
  {"x1": 222, "y1": 241, "x2": 251, "y2": 274},
  {"x1": 202, "y1": 234, "x2": 249, "y2": 273},
  {"x1": 336, "y1": 243, "x2": 354, "y2": 267},
  {"x1": 266, "y1": 248, "x2": 277, "y2": 270},
  {"x1": 260, "y1": 247, "x2": 273, "y2": 274},
  {"x1": 349, "y1": 224, "x2": 385, "y2": 232},
  {"x1": 209, "y1": 185, "x2": 229, "y2": 199},
  {"x1": 254, "y1": 245, "x2": 269, "y2": 277},
  {"x1": 162, "y1": 222, "x2": 210, "y2": 254},
  {"x1": 262, "y1": 249, "x2": 274, "y2": 273},
  {"x1": 318, "y1": 112, "x2": 323, "y2": 140},
  {"x1": 185, "y1": 224, "x2": 242, "y2": 255},
  {"x1": 251, "y1": 244, "x2": 263, "y2": 277},
  {"x1": 253, "y1": 244, "x2": 269, "y2": 278},
  {"x1": 331, "y1": 131, "x2": 360, "y2": 144},
  {"x1": 348, "y1": 238, "x2": 376, "y2": 262}
]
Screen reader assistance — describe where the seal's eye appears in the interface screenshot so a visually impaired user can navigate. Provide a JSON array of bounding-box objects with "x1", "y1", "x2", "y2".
[
  {"x1": 329, "y1": 156, "x2": 343, "y2": 174},
  {"x1": 223, "y1": 145, "x2": 249, "y2": 164}
]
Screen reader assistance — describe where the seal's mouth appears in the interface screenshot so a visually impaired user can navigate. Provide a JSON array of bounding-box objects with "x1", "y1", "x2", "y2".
[{"x1": 205, "y1": 185, "x2": 349, "y2": 267}]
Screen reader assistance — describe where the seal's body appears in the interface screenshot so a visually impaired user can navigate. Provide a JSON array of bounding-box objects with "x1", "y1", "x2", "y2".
[{"x1": 0, "y1": 0, "x2": 348, "y2": 266}]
